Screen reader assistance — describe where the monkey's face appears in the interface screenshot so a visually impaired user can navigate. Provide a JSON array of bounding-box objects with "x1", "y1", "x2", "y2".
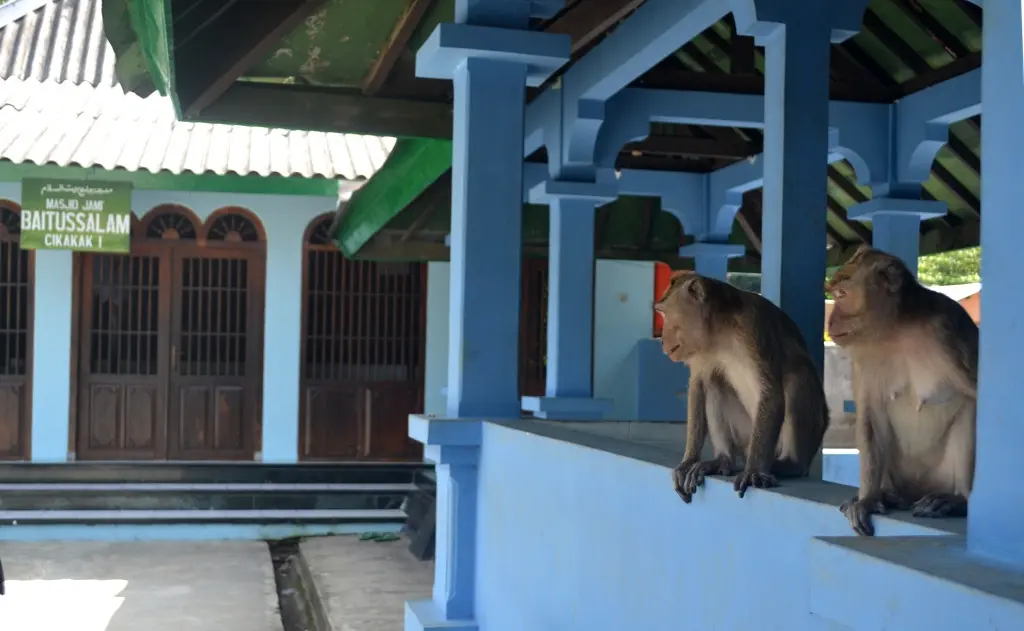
[
  {"x1": 826, "y1": 248, "x2": 908, "y2": 347},
  {"x1": 654, "y1": 273, "x2": 710, "y2": 361}
]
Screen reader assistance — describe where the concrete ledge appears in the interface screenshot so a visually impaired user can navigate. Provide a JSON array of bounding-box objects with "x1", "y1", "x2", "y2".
[
  {"x1": 408, "y1": 415, "x2": 484, "y2": 447},
  {"x1": 810, "y1": 535, "x2": 1024, "y2": 630},
  {"x1": 822, "y1": 449, "x2": 859, "y2": 487},
  {"x1": 490, "y1": 419, "x2": 964, "y2": 537},
  {"x1": 520, "y1": 396, "x2": 613, "y2": 420},
  {"x1": 405, "y1": 600, "x2": 479, "y2": 631}
]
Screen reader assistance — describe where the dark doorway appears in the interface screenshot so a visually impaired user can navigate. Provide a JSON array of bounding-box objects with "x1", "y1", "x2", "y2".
[
  {"x1": 299, "y1": 216, "x2": 425, "y2": 461},
  {"x1": 0, "y1": 205, "x2": 32, "y2": 460},
  {"x1": 74, "y1": 208, "x2": 265, "y2": 460}
]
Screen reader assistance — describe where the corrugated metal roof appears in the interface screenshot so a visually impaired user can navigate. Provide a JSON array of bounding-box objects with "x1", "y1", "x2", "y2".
[
  {"x1": 0, "y1": 0, "x2": 115, "y2": 87},
  {"x1": 0, "y1": 77, "x2": 397, "y2": 180}
]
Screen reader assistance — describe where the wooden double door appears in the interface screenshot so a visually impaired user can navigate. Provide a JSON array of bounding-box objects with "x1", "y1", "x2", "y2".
[{"x1": 75, "y1": 243, "x2": 264, "y2": 460}]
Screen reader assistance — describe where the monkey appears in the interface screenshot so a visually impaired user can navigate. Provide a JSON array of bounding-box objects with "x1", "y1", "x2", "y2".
[
  {"x1": 825, "y1": 246, "x2": 978, "y2": 537},
  {"x1": 654, "y1": 270, "x2": 830, "y2": 503}
]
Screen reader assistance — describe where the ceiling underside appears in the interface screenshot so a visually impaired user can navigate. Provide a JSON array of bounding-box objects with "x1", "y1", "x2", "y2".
[{"x1": 102, "y1": 0, "x2": 984, "y2": 269}]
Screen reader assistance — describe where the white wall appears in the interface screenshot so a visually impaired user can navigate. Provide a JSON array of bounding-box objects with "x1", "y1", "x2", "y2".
[
  {"x1": 10, "y1": 186, "x2": 335, "y2": 461},
  {"x1": 593, "y1": 260, "x2": 655, "y2": 420},
  {"x1": 422, "y1": 259, "x2": 655, "y2": 420},
  {"x1": 424, "y1": 262, "x2": 450, "y2": 416}
]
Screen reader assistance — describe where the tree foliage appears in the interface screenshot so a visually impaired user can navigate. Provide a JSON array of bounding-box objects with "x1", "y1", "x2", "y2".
[{"x1": 917, "y1": 246, "x2": 980, "y2": 286}]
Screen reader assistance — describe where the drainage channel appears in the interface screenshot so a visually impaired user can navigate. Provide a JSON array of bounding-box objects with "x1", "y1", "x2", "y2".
[{"x1": 269, "y1": 538, "x2": 330, "y2": 631}]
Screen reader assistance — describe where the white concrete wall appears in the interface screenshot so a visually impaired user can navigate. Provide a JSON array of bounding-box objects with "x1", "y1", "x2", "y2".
[
  {"x1": 13, "y1": 186, "x2": 335, "y2": 461},
  {"x1": 421, "y1": 259, "x2": 655, "y2": 420},
  {"x1": 424, "y1": 262, "x2": 450, "y2": 416},
  {"x1": 593, "y1": 260, "x2": 655, "y2": 420}
]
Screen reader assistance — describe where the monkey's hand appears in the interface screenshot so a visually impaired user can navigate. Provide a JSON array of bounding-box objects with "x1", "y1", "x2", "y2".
[
  {"x1": 912, "y1": 492, "x2": 968, "y2": 518},
  {"x1": 672, "y1": 455, "x2": 734, "y2": 504},
  {"x1": 733, "y1": 468, "x2": 778, "y2": 498},
  {"x1": 840, "y1": 496, "x2": 886, "y2": 536}
]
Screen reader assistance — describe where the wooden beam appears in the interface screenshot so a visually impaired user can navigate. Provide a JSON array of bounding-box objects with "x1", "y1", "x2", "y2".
[
  {"x1": 363, "y1": 0, "x2": 436, "y2": 96},
  {"x1": 178, "y1": 0, "x2": 327, "y2": 117},
  {"x1": 624, "y1": 134, "x2": 760, "y2": 160},
  {"x1": 544, "y1": 0, "x2": 648, "y2": 53},
  {"x1": 399, "y1": 171, "x2": 452, "y2": 243},
  {"x1": 194, "y1": 82, "x2": 453, "y2": 138}
]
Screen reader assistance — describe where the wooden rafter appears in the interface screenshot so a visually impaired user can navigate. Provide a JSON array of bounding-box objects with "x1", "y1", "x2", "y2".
[
  {"x1": 862, "y1": 10, "x2": 933, "y2": 77},
  {"x1": 399, "y1": 171, "x2": 452, "y2": 243},
  {"x1": 930, "y1": 161, "x2": 981, "y2": 216},
  {"x1": 543, "y1": 0, "x2": 648, "y2": 54},
  {"x1": 177, "y1": 0, "x2": 327, "y2": 117},
  {"x1": 624, "y1": 134, "x2": 759, "y2": 160},
  {"x1": 892, "y1": 0, "x2": 970, "y2": 60},
  {"x1": 198, "y1": 82, "x2": 453, "y2": 138},
  {"x1": 363, "y1": 0, "x2": 437, "y2": 96}
]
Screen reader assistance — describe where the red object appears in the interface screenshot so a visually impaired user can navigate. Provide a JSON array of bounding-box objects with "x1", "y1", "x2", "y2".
[{"x1": 653, "y1": 262, "x2": 673, "y2": 336}]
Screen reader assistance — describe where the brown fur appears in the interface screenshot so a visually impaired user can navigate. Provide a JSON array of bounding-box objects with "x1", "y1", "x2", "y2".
[
  {"x1": 826, "y1": 246, "x2": 978, "y2": 536},
  {"x1": 654, "y1": 271, "x2": 830, "y2": 503}
]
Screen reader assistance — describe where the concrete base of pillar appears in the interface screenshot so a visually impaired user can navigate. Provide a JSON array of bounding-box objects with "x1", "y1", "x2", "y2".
[
  {"x1": 405, "y1": 600, "x2": 479, "y2": 631},
  {"x1": 520, "y1": 396, "x2": 613, "y2": 420}
]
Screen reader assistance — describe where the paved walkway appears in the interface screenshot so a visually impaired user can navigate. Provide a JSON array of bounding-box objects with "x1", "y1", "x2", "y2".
[
  {"x1": 0, "y1": 541, "x2": 281, "y2": 631},
  {"x1": 302, "y1": 535, "x2": 433, "y2": 631}
]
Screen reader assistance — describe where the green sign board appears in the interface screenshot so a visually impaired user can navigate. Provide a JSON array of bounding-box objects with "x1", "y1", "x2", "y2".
[{"x1": 20, "y1": 179, "x2": 133, "y2": 253}]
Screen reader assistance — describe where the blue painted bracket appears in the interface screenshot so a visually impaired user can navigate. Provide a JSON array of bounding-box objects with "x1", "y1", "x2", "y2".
[
  {"x1": 678, "y1": 242, "x2": 746, "y2": 280},
  {"x1": 848, "y1": 197, "x2": 948, "y2": 275},
  {"x1": 407, "y1": 414, "x2": 483, "y2": 631},
  {"x1": 417, "y1": 22, "x2": 571, "y2": 86}
]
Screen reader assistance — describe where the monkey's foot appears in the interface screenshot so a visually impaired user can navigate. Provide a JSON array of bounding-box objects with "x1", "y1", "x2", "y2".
[
  {"x1": 911, "y1": 492, "x2": 968, "y2": 518},
  {"x1": 840, "y1": 496, "x2": 887, "y2": 537},
  {"x1": 733, "y1": 468, "x2": 778, "y2": 498},
  {"x1": 672, "y1": 455, "x2": 734, "y2": 504}
]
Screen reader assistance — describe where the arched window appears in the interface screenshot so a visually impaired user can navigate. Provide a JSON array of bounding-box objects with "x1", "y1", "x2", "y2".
[
  {"x1": 206, "y1": 212, "x2": 262, "y2": 243},
  {"x1": 142, "y1": 209, "x2": 199, "y2": 241}
]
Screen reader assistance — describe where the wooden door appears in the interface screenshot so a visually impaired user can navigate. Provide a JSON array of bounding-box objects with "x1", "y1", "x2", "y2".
[
  {"x1": 299, "y1": 216, "x2": 424, "y2": 461},
  {"x1": 520, "y1": 257, "x2": 548, "y2": 398},
  {"x1": 0, "y1": 206, "x2": 32, "y2": 460},
  {"x1": 76, "y1": 246, "x2": 170, "y2": 460},
  {"x1": 167, "y1": 248, "x2": 263, "y2": 460}
]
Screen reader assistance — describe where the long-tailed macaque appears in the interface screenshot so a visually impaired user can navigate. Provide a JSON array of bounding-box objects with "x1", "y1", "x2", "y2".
[
  {"x1": 654, "y1": 271, "x2": 830, "y2": 503},
  {"x1": 826, "y1": 246, "x2": 978, "y2": 536}
]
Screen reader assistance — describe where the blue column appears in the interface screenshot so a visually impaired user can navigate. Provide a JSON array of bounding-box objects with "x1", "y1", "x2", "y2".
[
  {"x1": 31, "y1": 250, "x2": 73, "y2": 461},
  {"x1": 678, "y1": 241, "x2": 745, "y2": 281},
  {"x1": 847, "y1": 198, "x2": 946, "y2": 278},
  {"x1": 737, "y1": 1, "x2": 869, "y2": 374},
  {"x1": 410, "y1": 4, "x2": 570, "y2": 629},
  {"x1": 968, "y1": 0, "x2": 1024, "y2": 567},
  {"x1": 521, "y1": 181, "x2": 615, "y2": 420},
  {"x1": 406, "y1": 418, "x2": 482, "y2": 631}
]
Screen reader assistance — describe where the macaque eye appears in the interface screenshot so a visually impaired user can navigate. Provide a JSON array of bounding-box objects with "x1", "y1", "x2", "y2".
[{"x1": 833, "y1": 287, "x2": 847, "y2": 300}]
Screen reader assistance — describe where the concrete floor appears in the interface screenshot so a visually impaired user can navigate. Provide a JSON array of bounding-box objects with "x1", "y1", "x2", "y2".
[
  {"x1": 302, "y1": 535, "x2": 433, "y2": 631},
  {"x1": 0, "y1": 541, "x2": 281, "y2": 631}
]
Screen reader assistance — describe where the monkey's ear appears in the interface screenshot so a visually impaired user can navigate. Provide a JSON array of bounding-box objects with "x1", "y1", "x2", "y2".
[
  {"x1": 686, "y1": 278, "x2": 708, "y2": 303},
  {"x1": 879, "y1": 262, "x2": 904, "y2": 293}
]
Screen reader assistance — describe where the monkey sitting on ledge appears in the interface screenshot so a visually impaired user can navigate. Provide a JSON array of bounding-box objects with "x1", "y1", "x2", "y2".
[
  {"x1": 826, "y1": 246, "x2": 978, "y2": 536},
  {"x1": 654, "y1": 271, "x2": 829, "y2": 503}
]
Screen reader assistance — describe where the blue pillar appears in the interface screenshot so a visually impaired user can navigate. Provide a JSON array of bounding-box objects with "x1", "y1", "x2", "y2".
[
  {"x1": 847, "y1": 198, "x2": 946, "y2": 278},
  {"x1": 678, "y1": 241, "x2": 745, "y2": 281},
  {"x1": 410, "y1": 4, "x2": 570, "y2": 629},
  {"x1": 736, "y1": 0, "x2": 869, "y2": 374},
  {"x1": 521, "y1": 181, "x2": 615, "y2": 420},
  {"x1": 968, "y1": 0, "x2": 1024, "y2": 567},
  {"x1": 31, "y1": 250, "x2": 73, "y2": 462}
]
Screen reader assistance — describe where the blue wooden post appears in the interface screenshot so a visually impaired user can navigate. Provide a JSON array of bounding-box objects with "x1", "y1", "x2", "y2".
[
  {"x1": 678, "y1": 241, "x2": 745, "y2": 281},
  {"x1": 847, "y1": 198, "x2": 946, "y2": 277},
  {"x1": 735, "y1": 0, "x2": 869, "y2": 374},
  {"x1": 968, "y1": 0, "x2": 1024, "y2": 568},
  {"x1": 410, "y1": 2, "x2": 571, "y2": 628},
  {"x1": 522, "y1": 181, "x2": 615, "y2": 420}
]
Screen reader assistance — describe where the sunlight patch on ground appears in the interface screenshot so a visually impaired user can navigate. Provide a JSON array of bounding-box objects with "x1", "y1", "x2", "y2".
[{"x1": 0, "y1": 579, "x2": 127, "y2": 631}]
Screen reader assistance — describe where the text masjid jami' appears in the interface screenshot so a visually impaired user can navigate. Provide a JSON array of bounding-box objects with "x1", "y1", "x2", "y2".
[{"x1": 21, "y1": 197, "x2": 130, "y2": 249}]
